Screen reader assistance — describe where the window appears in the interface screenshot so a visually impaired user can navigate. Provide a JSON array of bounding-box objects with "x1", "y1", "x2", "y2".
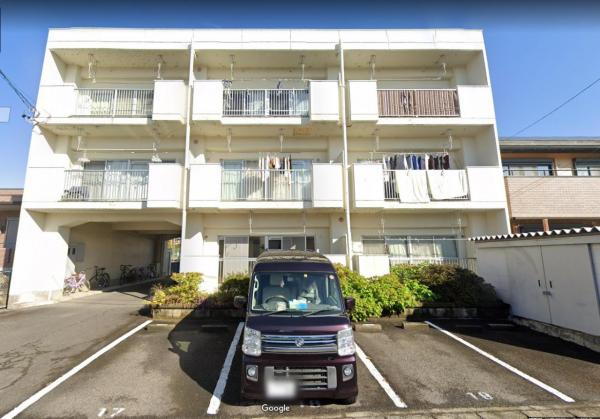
[
  {"x1": 502, "y1": 159, "x2": 553, "y2": 176},
  {"x1": 575, "y1": 159, "x2": 600, "y2": 177},
  {"x1": 362, "y1": 235, "x2": 458, "y2": 261}
]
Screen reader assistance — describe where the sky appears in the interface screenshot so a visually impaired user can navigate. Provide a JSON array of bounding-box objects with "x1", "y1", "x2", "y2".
[{"x1": 1, "y1": 0, "x2": 600, "y2": 187}]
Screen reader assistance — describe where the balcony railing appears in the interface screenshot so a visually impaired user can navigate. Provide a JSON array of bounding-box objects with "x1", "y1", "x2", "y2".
[
  {"x1": 75, "y1": 89, "x2": 154, "y2": 117},
  {"x1": 389, "y1": 256, "x2": 477, "y2": 272},
  {"x1": 62, "y1": 170, "x2": 149, "y2": 202},
  {"x1": 222, "y1": 89, "x2": 309, "y2": 117},
  {"x1": 378, "y1": 89, "x2": 460, "y2": 117},
  {"x1": 383, "y1": 170, "x2": 469, "y2": 201},
  {"x1": 221, "y1": 169, "x2": 312, "y2": 201}
]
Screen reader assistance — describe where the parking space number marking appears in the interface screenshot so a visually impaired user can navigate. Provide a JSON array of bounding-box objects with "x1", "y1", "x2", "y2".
[{"x1": 466, "y1": 392, "x2": 493, "y2": 401}]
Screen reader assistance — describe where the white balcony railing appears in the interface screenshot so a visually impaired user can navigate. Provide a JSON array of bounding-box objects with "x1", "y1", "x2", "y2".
[
  {"x1": 383, "y1": 170, "x2": 469, "y2": 201},
  {"x1": 222, "y1": 89, "x2": 309, "y2": 117},
  {"x1": 62, "y1": 170, "x2": 149, "y2": 201},
  {"x1": 378, "y1": 89, "x2": 460, "y2": 117},
  {"x1": 389, "y1": 256, "x2": 477, "y2": 272},
  {"x1": 75, "y1": 89, "x2": 154, "y2": 117},
  {"x1": 221, "y1": 169, "x2": 312, "y2": 201}
]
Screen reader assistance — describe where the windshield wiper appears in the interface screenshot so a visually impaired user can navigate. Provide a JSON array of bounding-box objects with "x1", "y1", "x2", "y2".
[{"x1": 301, "y1": 308, "x2": 336, "y2": 317}]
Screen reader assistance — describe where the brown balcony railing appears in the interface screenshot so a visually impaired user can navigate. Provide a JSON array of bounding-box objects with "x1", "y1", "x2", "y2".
[{"x1": 378, "y1": 89, "x2": 460, "y2": 117}]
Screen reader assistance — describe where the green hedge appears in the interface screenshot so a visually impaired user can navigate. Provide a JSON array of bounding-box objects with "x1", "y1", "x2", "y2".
[
  {"x1": 213, "y1": 273, "x2": 250, "y2": 305},
  {"x1": 151, "y1": 272, "x2": 205, "y2": 305},
  {"x1": 336, "y1": 264, "x2": 436, "y2": 321}
]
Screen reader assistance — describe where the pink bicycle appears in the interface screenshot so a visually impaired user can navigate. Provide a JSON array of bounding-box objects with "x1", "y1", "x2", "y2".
[{"x1": 63, "y1": 271, "x2": 89, "y2": 295}]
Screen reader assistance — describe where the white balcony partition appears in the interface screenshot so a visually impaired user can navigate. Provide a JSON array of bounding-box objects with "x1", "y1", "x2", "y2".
[
  {"x1": 309, "y1": 80, "x2": 339, "y2": 121},
  {"x1": 348, "y1": 80, "x2": 379, "y2": 121},
  {"x1": 147, "y1": 163, "x2": 183, "y2": 208},
  {"x1": 188, "y1": 164, "x2": 222, "y2": 207},
  {"x1": 192, "y1": 80, "x2": 223, "y2": 120},
  {"x1": 36, "y1": 85, "x2": 76, "y2": 119},
  {"x1": 352, "y1": 164, "x2": 385, "y2": 203},
  {"x1": 466, "y1": 167, "x2": 506, "y2": 203},
  {"x1": 312, "y1": 163, "x2": 343, "y2": 208},
  {"x1": 152, "y1": 80, "x2": 187, "y2": 122},
  {"x1": 456, "y1": 85, "x2": 495, "y2": 120}
]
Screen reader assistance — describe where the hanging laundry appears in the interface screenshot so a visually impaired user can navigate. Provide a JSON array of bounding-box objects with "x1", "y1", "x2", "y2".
[
  {"x1": 394, "y1": 170, "x2": 430, "y2": 203},
  {"x1": 426, "y1": 170, "x2": 468, "y2": 200}
]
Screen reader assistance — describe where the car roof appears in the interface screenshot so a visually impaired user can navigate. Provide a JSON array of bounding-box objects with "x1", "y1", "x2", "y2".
[
  {"x1": 255, "y1": 250, "x2": 331, "y2": 263},
  {"x1": 253, "y1": 251, "x2": 336, "y2": 273}
]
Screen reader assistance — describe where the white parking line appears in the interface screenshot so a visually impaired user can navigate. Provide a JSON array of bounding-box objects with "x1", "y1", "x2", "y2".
[
  {"x1": 425, "y1": 321, "x2": 575, "y2": 403},
  {"x1": 355, "y1": 344, "x2": 407, "y2": 408},
  {"x1": 206, "y1": 321, "x2": 244, "y2": 415},
  {"x1": 1, "y1": 320, "x2": 153, "y2": 419}
]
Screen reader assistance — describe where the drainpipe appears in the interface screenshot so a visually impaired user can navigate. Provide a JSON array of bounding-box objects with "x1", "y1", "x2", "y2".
[
  {"x1": 338, "y1": 39, "x2": 353, "y2": 270},
  {"x1": 180, "y1": 42, "x2": 195, "y2": 260}
]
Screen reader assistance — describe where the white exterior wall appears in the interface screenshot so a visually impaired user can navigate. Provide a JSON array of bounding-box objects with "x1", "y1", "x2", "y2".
[
  {"x1": 12, "y1": 27, "x2": 509, "y2": 302},
  {"x1": 476, "y1": 235, "x2": 600, "y2": 337}
]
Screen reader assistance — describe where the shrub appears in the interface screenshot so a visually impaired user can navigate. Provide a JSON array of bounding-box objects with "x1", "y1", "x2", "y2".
[
  {"x1": 214, "y1": 272, "x2": 250, "y2": 305},
  {"x1": 335, "y1": 264, "x2": 436, "y2": 322},
  {"x1": 151, "y1": 272, "x2": 205, "y2": 305},
  {"x1": 392, "y1": 263, "x2": 500, "y2": 307}
]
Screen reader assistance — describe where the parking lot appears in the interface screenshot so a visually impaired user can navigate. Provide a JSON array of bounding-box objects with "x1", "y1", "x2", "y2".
[{"x1": 9, "y1": 316, "x2": 599, "y2": 418}]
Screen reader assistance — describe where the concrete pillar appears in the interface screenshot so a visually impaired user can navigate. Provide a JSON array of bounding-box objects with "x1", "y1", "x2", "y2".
[
  {"x1": 10, "y1": 210, "x2": 71, "y2": 306},
  {"x1": 180, "y1": 213, "x2": 219, "y2": 292}
]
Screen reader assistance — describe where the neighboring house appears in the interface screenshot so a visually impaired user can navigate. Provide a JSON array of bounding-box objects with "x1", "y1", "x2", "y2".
[
  {"x1": 10, "y1": 28, "x2": 508, "y2": 306},
  {"x1": 500, "y1": 138, "x2": 600, "y2": 233},
  {"x1": 0, "y1": 189, "x2": 22, "y2": 271}
]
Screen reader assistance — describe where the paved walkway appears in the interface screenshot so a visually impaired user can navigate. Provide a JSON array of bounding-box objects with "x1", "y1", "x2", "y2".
[{"x1": 0, "y1": 282, "x2": 154, "y2": 416}]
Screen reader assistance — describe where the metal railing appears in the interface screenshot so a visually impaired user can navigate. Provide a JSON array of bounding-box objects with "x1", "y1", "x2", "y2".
[
  {"x1": 221, "y1": 169, "x2": 312, "y2": 201},
  {"x1": 62, "y1": 170, "x2": 149, "y2": 201},
  {"x1": 389, "y1": 256, "x2": 477, "y2": 272},
  {"x1": 383, "y1": 170, "x2": 469, "y2": 201},
  {"x1": 223, "y1": 89, "x2": 309, "y2": 117},
  {"x1": 75, "y1": 89, "x2": 154, "y2": 117},
  {"x1": 218, "y1": 258, "x2": 257, "y2": 282},
  {"x1": 378, "y1": 89, "x2": 460, "y2": 117},
  {"x1": 503, "y1": 168, "x2": 600, "y2": 177}
]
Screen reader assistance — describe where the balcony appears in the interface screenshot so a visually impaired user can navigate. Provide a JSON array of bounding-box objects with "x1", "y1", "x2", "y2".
[
  {"x1": 62, "y1": 170, "x2": 149, "y2": 201},
  {"x1": 21, "y1": 164, "x2": 182, "y2": 211},
  {"x1": 74, "y1": 89, "x2": 153, "y2": 117},
  {"x1": 222, "y1": 89, "x2": 309, "y2": 117},
  {"x1": 378, "y1": 89, "x2": 459, "y2": 117},
  {"x1": 352, "y1": 164, "x2": 506, "y2": 210},
  {"x1": 193, "y1": 80, "x2": 339, "y2": 123},
  {"x1": 189, "y1": 163, "x2": 343, "y2": 210},
  {"x1": 221, "y1": 169, "x2": 312, "y2": 201},
  {"x1": 348, "y1": 80, "x2": 495, "y2": 124}
]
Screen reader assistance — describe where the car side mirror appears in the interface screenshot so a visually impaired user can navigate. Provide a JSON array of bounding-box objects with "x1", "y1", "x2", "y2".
[
  {"x1": 233, "y1": 295, "x2": 247, "y2": 309},
  {"x1": 344, "y1": 297, "x2": 355, "y2": 312}
]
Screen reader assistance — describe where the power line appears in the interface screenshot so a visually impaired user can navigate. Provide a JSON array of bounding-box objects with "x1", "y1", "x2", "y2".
[
  {"x1": 508, "y1": 76, "x2": 600, "y2": 138},
  {"x1": 0, "y1": 68, "x2": 39, "y2": 119}
]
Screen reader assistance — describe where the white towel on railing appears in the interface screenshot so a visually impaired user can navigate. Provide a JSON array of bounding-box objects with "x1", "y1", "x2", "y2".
[
  {"x1": 394, "y1": 170, "x2": 430, "y2": 203},
  {"x1": 427, "y1": 170, "x2": 468, "y2": 200}
]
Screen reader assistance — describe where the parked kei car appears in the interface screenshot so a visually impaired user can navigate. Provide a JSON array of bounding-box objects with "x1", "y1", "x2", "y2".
[{"x1": 234, "y1": 250, "x2": 358, "y2": 404}]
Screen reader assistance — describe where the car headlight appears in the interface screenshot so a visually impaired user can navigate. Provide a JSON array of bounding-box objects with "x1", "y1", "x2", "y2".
[
  {"x1": 337, "y1": 327, "x2": 355, "y2": 356},
  {"x1": 242, "y1": 326, "x2": 261, "y2": 357}
]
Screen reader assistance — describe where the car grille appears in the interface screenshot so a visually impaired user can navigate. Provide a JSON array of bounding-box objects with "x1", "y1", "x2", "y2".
[
  {"x1": 261, "y1": 334, "x2": 337, "y2": 354},
  {"x1": 265, "y1": 366, "x2": 337, "y2": 390}
]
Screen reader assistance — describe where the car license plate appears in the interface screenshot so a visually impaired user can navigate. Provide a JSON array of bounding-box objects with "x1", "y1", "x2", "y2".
[{"x1": 265, "y1": 379, "x2": 297, "y2": 399}]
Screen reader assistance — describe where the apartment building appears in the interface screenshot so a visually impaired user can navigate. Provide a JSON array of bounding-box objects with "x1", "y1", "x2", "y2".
[
  {"x1": 501, "y1": 138, "x2": 600, "y2": 233},
  {"x1": 10, "y1": 28, "x2": 508, "y2": 306}
]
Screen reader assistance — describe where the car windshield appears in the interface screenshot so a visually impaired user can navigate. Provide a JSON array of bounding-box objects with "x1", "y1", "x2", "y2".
[{"x1": 250, "y1": 271, "x2": 343, "y2": 315}]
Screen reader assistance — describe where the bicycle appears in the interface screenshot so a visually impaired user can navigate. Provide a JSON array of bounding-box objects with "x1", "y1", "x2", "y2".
[
  {"x1": 63, "y1": 271, "x2": 89, "y2": 295},
  {"x1": 119, "y1": 264, "x2": 135, "y2": 284},
  {"x1": 89, "y1": 266, "x2": 111, "y2": 289},
  {"x1": 147, "y1": 263, "x2": 159, "y2": 279}
]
